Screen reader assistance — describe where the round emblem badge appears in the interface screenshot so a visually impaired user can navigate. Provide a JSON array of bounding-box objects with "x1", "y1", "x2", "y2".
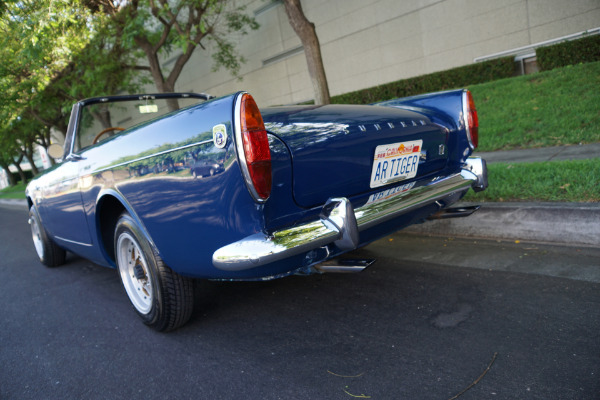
[{"x1": 212, "y1": 124, "x2": 228, "y2": 149}]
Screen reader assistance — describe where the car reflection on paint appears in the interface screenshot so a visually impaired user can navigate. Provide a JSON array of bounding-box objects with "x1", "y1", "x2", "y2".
[
  {"x1": 130, "y1": 165, "x2": 150, "y2": 177},
  {"x1": 190, "y1": 160, "x2": 224, "y2": 178}
]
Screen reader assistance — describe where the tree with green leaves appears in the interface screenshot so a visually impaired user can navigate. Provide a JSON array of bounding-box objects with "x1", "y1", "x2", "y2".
[
  {"x1": 0, "y1": 0, "x2": 97, "y2": 105},
  {"x1": 0, "y1": 1, "x2": 100, "y2": 157},
  {"x1": 0, "y1": 0, "x2": 141, "y2": 180},
  {"x1": 97, "y1": 0, "x2": 259, "y2": 109},
  {"x1": 0, "y1": 0, "x2": 259, "y2": 184},
  {"x1": 0, "y1": 1, "x2": 99, "y2": 181}
]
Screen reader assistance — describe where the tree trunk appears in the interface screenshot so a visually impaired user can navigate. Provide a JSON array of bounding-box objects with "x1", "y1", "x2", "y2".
[
  {"x1": 12, "y1": 155, "x2": 27, "y2": 185},
  {"x1": 23, "y1": 148, "x2": 39, "y2": 176},
  {"x1": 135, "y1": 36, "x2": 180, "y2": 111},
  {"x1": 282, "y1": 0, "x2": 331, "y2": 105}
]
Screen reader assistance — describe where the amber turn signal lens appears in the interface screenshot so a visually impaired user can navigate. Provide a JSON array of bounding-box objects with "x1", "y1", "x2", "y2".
[{"x1": 465, "y1": 90, "x2": 479, "y2": 149}]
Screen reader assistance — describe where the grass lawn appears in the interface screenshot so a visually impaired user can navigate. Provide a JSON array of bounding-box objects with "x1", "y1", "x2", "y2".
[
  {"x1": 0, "y1": 181, "x2": 26, "y2": 200},
  {"x1": 470, "y1": 61, "x2": 600, "y2": 152},
  {"x1": 464, "y1": 158, "x2": 600, "y2": 203}
]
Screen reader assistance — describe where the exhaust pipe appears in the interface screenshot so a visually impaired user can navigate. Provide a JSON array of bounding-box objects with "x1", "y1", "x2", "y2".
[
  {"x1": 314, "y1": 258, "x2": 376, "y2": 273},
  {"x1": 428, "y1": 205, "x2": 481, "y2": 220}
]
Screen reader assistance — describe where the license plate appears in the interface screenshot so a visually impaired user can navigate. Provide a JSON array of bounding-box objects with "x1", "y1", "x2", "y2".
[{"x1": 370, "y1": 140, "x2": 422, "y2": 188}]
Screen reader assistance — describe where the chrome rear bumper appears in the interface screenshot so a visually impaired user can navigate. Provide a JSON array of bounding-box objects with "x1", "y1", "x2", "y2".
[{"x1": 213, "y1": 157, "x2": 487, "y2": 271}]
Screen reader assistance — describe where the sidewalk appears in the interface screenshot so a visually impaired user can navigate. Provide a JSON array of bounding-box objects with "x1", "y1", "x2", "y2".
[
  {"x1": 475, "y1": 142, "x2": 600, "y2": 164},
  {"x1": 0, "y1": 198, "x2": 27, "y2": 207},
  {"x1": 405, "y1": 143, "x2": 600, "y2": 247},
  {"x1": 2, "y1": 144, "x2": 598, "y2": 246}
]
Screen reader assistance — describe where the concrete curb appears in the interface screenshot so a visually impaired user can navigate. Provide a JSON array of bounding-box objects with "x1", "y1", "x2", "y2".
[{"x1": 404, "y1": 202, "x2": 600, "y2": 247}]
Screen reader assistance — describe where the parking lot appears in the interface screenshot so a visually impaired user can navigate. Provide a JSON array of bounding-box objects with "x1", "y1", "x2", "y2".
[{"x1": 1, "y1": 202, "x2": 599, "y2": 399}]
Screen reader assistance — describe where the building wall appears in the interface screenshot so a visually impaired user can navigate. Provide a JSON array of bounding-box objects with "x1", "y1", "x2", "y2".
[{"x1": 171, "y1": 0, "x2": 600, "y2": 106}]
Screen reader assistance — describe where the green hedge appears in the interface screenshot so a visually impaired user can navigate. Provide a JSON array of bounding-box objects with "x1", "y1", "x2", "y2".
[
  {"x1": 330, "y1": 56, "x2": 514, "y2": 105},
  {"x1": 326, "y1": 35, "x2": 598, "y2": 106},
  {"x1": 537, "y1": 34, "x2": 600, "y2": 71}
]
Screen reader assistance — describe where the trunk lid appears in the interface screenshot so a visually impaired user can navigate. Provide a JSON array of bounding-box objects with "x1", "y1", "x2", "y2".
[{"x1": 261, "y1": 104, "x2": 448, "y2": 208}]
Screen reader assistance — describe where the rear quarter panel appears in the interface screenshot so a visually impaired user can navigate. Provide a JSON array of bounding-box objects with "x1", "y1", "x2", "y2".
[
  {"x1": 375, "y1": 89, "x2": 472, "y2": 166},
  {"x1": 76, "y1": 95, "x2": 267, "y2": 278}
]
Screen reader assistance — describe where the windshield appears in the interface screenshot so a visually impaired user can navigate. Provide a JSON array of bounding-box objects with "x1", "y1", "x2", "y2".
[{"x1": 74, "y1": 95, "x2": 204, "y2": 152}]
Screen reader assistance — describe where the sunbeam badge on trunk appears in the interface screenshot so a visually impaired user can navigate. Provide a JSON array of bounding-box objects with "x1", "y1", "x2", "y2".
[{"x1": 213, "y1": 124, "x2": 228, "y2": 148}]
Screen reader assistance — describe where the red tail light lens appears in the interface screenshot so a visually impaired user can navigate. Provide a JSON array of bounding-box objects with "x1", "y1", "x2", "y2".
[
  {"x1": 464, "y1": 90, "x2": 479, "y2": 149},
  {"x1": 238, "y1": 93, "x2": 272, "y2": 201}
]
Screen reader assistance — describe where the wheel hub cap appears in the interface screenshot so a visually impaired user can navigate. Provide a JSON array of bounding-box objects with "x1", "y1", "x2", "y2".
[{"x1": 117, "y1": 232, "x2": 153, "y2": 314}]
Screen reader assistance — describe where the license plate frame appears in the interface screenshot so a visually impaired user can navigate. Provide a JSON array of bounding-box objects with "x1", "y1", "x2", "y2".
[{"x1": 370, "y1": 140, "x2": 422, "y2": 188}]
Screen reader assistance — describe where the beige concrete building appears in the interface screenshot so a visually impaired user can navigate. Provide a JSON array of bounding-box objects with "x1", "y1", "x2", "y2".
[{"x1": 135, "y1": 0, "x2": 600, "y2": 106}]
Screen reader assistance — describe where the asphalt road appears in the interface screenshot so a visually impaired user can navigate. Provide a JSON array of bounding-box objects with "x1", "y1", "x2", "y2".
[{"x1": 1, "y1": 203, "x2": 599, "y2": 400}]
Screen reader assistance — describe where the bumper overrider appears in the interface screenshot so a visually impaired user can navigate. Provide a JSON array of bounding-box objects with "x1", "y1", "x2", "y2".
[{"x1": 213, "y1": 157, "x2": 488, "y2": 271}]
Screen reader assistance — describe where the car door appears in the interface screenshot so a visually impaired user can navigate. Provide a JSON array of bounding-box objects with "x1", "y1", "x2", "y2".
[{"x1": 41, "y1": 158, "x2": 94, "y2": 248}]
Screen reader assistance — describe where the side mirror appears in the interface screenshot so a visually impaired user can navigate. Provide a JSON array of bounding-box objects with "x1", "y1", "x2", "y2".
[{"x1": 47, "y1": 143, "x2": 65, "y2": 160}]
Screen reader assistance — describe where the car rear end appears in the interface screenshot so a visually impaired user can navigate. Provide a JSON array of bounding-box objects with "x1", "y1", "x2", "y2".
[{"x1": 213, "y1": 90, "x2": 487, "y2": 275}]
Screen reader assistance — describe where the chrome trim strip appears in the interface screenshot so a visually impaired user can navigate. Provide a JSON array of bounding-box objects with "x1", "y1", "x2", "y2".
[
  {"x1": 213, "y1": 157, "x2": 486, "y2": 271},
  {"x1": 55, "y1": 236, "x2": 93, "y2": 247},
  {"x1": 66, "y1": 103, "x2": 82, "y2": 158},
  {"x1": 93, "y1": 140, "x2": 213, "y2": 174}
]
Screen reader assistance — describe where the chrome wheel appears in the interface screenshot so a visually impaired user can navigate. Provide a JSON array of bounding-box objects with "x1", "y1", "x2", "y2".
[
  {"x1": 30, "y1": 216, "x2": 44, "y2": 259},
  {"x1": 116, "y1": 232, "x2": 153, "y2": 314},
  {"x1": 114, "y1": 212, "x2": 195, "y2": 331}
]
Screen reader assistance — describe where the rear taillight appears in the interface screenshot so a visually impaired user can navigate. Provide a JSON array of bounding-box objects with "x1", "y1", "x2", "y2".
[
  {"x1": 463, "y1": 90, "x2": 479, "y2": 149},
  {"x1": 235, "y1": 93, "x2": 272, "y2": 202}
]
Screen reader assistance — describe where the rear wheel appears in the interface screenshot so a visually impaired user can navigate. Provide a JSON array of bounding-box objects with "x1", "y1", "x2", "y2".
[
  {"x1": 29, "y1": 205, "x2": 66, "y2": 267},
  {"x1": 114, "y1": 213, "x2": 194, "y2": 331}
]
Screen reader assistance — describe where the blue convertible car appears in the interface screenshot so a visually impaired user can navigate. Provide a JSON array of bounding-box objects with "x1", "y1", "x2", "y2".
[{"x1": 26, "y1": 90, "x2": 487, "y2": 331}]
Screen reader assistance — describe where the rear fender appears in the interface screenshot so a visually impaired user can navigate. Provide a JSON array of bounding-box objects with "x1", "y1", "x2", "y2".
[{"x1": 374, "y1": 89, "x2": 473, "y2": 165}]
